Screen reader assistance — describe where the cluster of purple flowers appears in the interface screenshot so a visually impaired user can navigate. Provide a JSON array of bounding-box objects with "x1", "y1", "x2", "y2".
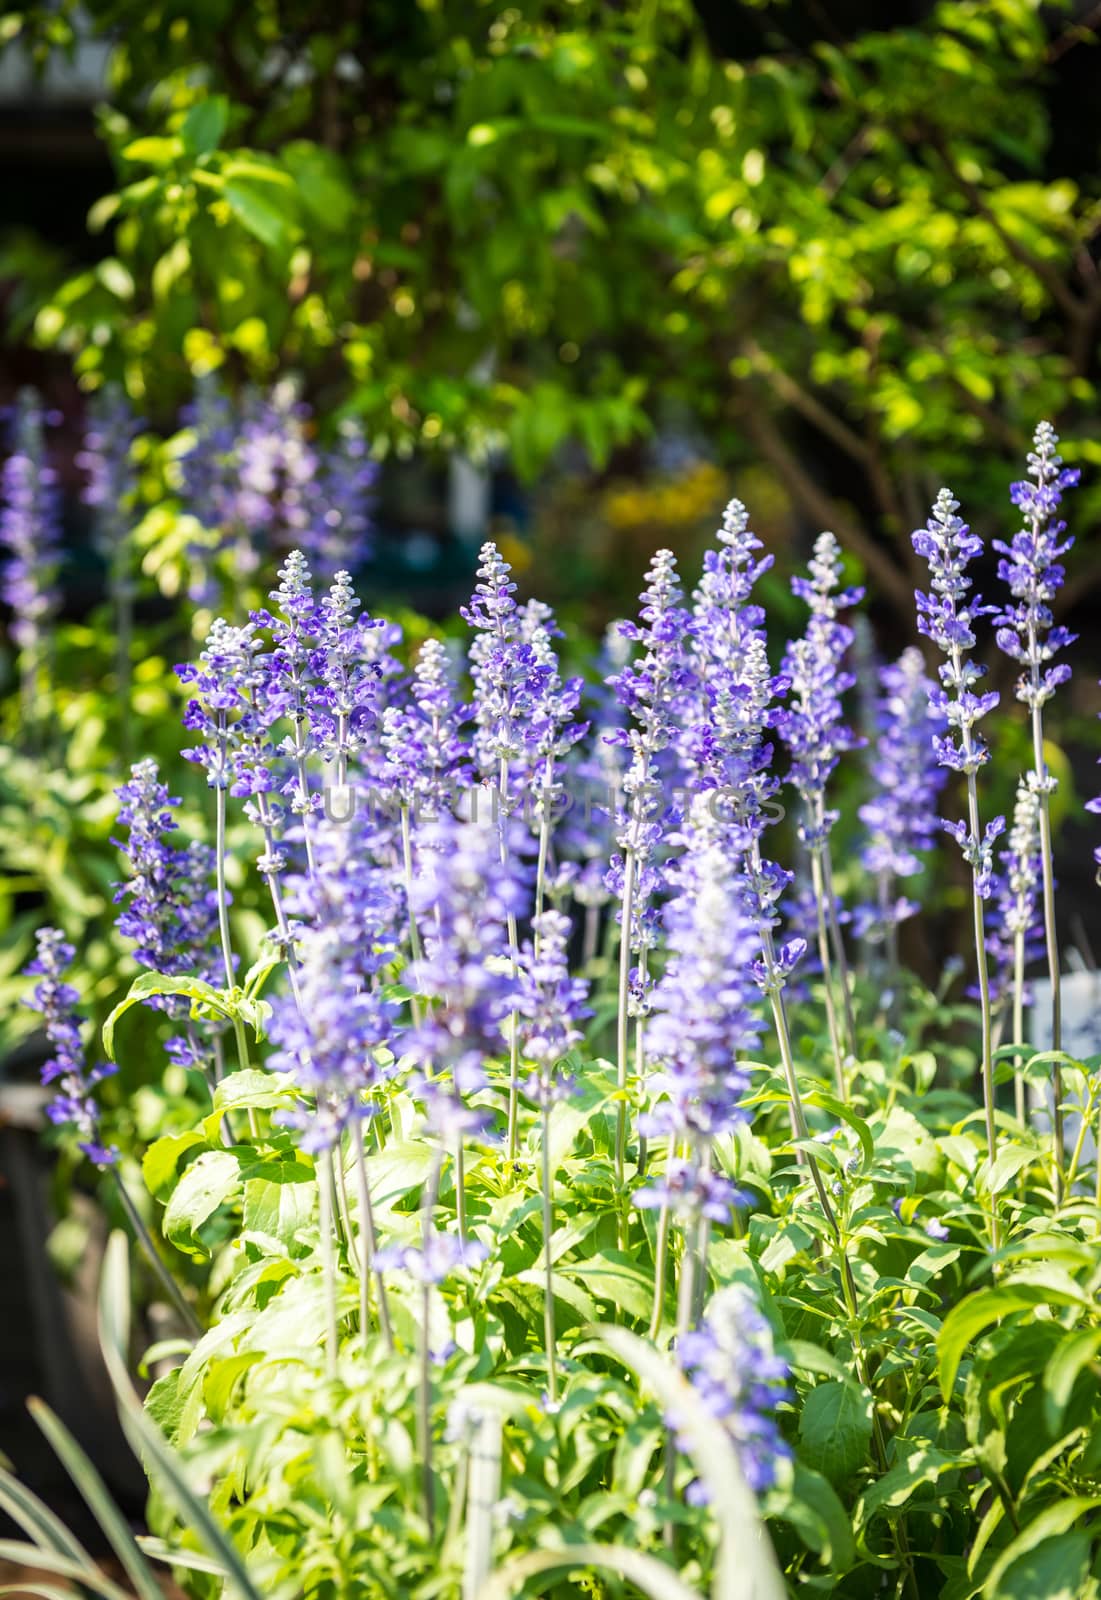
[
  {"x1": 674, "y1": 1285, "x2": 792, "y2": 1498},
  {"x1": 0, "y1": 391, "x2": 63, "y2": 661},
  {"x1": 23, "y1": 928, "x2": 117, "y2": 1168}
]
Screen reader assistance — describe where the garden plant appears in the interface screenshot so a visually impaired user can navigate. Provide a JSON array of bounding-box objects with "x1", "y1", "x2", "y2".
[{"x1": 4, "y1": 410, "x2": 1101, "y2": 1600}]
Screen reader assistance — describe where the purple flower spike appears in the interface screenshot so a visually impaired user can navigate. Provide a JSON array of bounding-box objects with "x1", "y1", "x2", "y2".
[
  {"x1": 994, "y1": 420, "x2": 1078, "y2": 720},
  {"x1": 24, "y1": 928, "x2": 117, "y2": 1168},
  {"x1": 673, "y1": 1285, "x2": 792, "y2": 1498},
  {"x1": 1, "y1": 390, "x2": 62, "y2": 659}
]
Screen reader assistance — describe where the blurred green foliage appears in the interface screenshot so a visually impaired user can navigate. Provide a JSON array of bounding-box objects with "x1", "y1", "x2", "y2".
[{"x1": 3, "y1": 0, "x2": 1101, "y2": 629}]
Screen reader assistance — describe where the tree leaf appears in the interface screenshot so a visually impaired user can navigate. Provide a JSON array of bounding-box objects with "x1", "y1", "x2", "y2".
[
  {"x1": 182, "y1": 97, "x2": 228, "y2": 158},
  {"x1": 224, "y1": 180, "x2": 296, "y2": 248}
]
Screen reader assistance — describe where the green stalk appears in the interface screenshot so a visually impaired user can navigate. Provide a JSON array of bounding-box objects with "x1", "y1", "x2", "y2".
[
  {"x1": 809, "y1": 847, "x2": 848, "y2": 1100},
  {"x1": 541, "y1": 1096, "x2": 558, "y2": 1407},
  {"x1": 614, "y1": 848, "x2": 637, "y2": 1192},
  {"x1": 400, "y1": 803, "x2": 423, "y2": 1030},
  {"x1": 1013, "y1": 928, "x2": 1026, "y2": 1126},
  {"x1": 1030, "y1": 689, "x2": 1064, "y2": 1197},
  {"x1": 496, "y1": 758, "x2": 523, "y2": 1162},
  {"x1": 317, "y1": 1144, "x2": 340, "y2": 1381},
  {"x1": 112, "y1": 1170, "x2": 203, "y2": 1339},
  {"x1": 820, "y1": 839, "x2": 858, "y2": 1060},
  {"x1": 418, "y1": 1150, "x2": 444, "y2": 1537},
  {"x1": 647, "y1": 1132, "x2": 676, "y2": 1341},
  {"x1": 354, "y1": 1130, "x2": 393, "y2": 1352}
]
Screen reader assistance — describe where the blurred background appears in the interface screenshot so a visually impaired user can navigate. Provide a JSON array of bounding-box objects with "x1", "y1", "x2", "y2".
[{"x1": 2, "y1": 0, "x2": 1101, "y2": 1546}]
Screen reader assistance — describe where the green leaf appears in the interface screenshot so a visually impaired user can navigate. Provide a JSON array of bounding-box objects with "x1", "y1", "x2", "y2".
[
  {"x1": 27, "y1": 1401, "x2": 164, "y2": 1600},
  {"x1": 142, "y1": 1131, "x2": 207, "y2": 1201},
  {"x1": 1043, "y1": 1326, "x2": 1101, "y2": 1434},
  {"x1": 767, "y1": 1464, "x2": 855, "y2": 1572},
  {"x1": 854, "y1": 1446, "x2": 960, "y2": 1542},
  {"x1": 224, "y1": 181, "x2": 295, "y2": 248},
  {"x1": 984, "y1": 1499, "x2": 1101, "y2": 1596},
  {"x1": 121, "y1": 136, "x2": 183, "y2": 165},
  {"x1": 98, "y1": 1237, "x2": 272, "y2": 1600},
  {"x1": 476, "y1": 1543, "x2": 704, "y2": 1600},
  {"x1": 798, "y1": 1380, "x2": 873, "y2": 1487},
  {"x1": 563, "y1": 1252, "x2": 652, "y2": 1321},
  {"x1": 0, "y1": 1546, "x2": 130, "y2": 1600},
  {"x1": 213, "y1": 1068, "x2": 293, "y2": 1114},
  {"x1": 939, "y1": 1285, "x2": 1083, "y2": 1400},
  {"x1": 803, "y1": 1091, "x2": 875, "y2": 1169},
  {"x1": 104, "y1": 972, "x2": 231, "y2": 1060},
  {"x1": 0, "y1": 1462, "x2": 98, "y2": 1570},
  {"x1": 163, "y1": 1150, "x2": 243, "y2": 1257},
  {"x1": 182, "y1": 97, "x2": 228, "y2": 157},
  {"x1": 241, "y1": 1162, "x2": 316, "y2": 1250}
]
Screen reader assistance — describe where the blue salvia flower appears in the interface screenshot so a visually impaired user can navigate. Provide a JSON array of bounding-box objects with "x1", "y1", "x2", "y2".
[
  {"x1": 77, "y1": 385, "x2": 140, "y2": 564},
  {"x1": 913, "y1": 488, "x2": 1005, "y2": 892},
  {"x1": 635, "y1": 806, "x2": 762, "y2": 1221},
  {"x1": 263, "y1": 552, "x2": 322, "y2": 840},
  {"x1": 517, "y1": 909, "x2": 590, "y2": 1104},
  {"x1": 673, "y1": 1285, "x2": 792, "y2": 1499},
  {"x1": 682, "y1": 501, "x2": 803, "y2": 994},
  {"x1": 308, "y1": 420, "x2": 377, "y2": 582},
  {"x1": 985, "y1": 779, "x2": 1044, "y2": 1012},
  {"x1": 307, "y1": 571, "x2": 383, "y2": 787},
  {"x1": 382, "y1": 637, "x2": 470, "y2": 819},
  {"x1": 778, "y1": 531, "x2": 864, "y2": 850},
  {"x1": 462, "y1": 542, "x2": 549, "y2": 794},
  {"x1": 177, "y1": 617, "x2": 267, "y2": 790},
  {"x1": 407, "y1": 814, "x2": 527, "y2": 1141},
  {"x1": 24, "y1": 928, "x2": 117, "y2": 1168},
  {"x1": 1, "y1": 390, "x2": 62, "y2": 666},
  {"x1": 857, "y1": 648, "x2": 948, "y2": 943},
  {"x1": 233, "y1": 384, "x2": 317, "y2": 578},
  {"x1": 606, "y1": 548, "x2": 693, "y2": 960},
  {"x1": 993, "y1": 421, "x2": 1079, "y2": 721},
  {"x1": 113, "y1": 759, "x2": 220, "y2": 977},
  {"x1": 267, "y1": 817, "x2": 404, "y2": 1152}
]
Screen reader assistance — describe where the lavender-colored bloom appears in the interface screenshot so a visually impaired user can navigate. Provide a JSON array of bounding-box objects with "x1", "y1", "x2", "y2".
[
  {"x1": 24, "y1": 928, "x2": 117, "y2": 1168},
  {"x1": 985, "y1": 780, "x2": 1044, "y2": 1009},
  {"x1": 924, "y1": 1217, "x2": 950, "y2": 1242},
  {"x1": 77, "y1": 386, "x2": 140, "y2": 562},
  {"x1": 407, "y1": 814, "x2": 527, "y2": 1129},
  {"x1": 606, "y1": 549, "x2": 693, "y2": 957},
  {"x1": 307, "y1": 571, "x2": 382, "y2": 783},
  {"x1": 1, "y1": 390, "x2": 62, "y2": 656},
  {"x1": 381, "y1": 638, "x2": 469, "y2": 816},
  {"x1": 673, "y1": 1285, "x2": 792, "y2": 1498},
  {"x1": 178, "y1": 617, "x2": 268, "y2": 789},
  {"x1": 857, "y1": 648, "x2": 948, "y2": 941},
  {"x1": 462, "y1": 542, "x2": 550, "y2": 788},
  {"x1": 517, "y1": 910, "x2": 590, "y2": 1103},
  {"x1": 267, "y1": 818, "x2": 403, "y2": 1151},
  {"x1": 375, "y1": 1232, "x2": 488, "y2": 1283},
  {"x1": 113, "y1": 758, "x2": 220, "y2": 978},
  {"x1": 778, "y1": 531, "x2": 864, "y2": 852},
  {"x1": 308, "y1": 420, "x2": 377, "y2": 582},
  {"x1": 641, "y1": 812, "x2": 762, "y2": 1162},
  {"x1": 912, "y1": 488, "x2": 1004, "y2": 893},
  {"x1": 993, "y1": 421, "x2": 1079, "y2": 719}
]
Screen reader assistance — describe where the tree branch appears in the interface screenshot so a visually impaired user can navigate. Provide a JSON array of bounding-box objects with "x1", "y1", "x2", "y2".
[{"x1": 734, "y1": 391, "x2": 918, "y2": 629}]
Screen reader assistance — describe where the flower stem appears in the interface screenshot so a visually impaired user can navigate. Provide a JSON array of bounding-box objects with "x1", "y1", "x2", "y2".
[
  {"x1": 112, "y1": 1169, "x2": 204, "y2": 1339},
  {"x1": 400, "y1": 804, "x2": 424, "y2": 1030},
  {"x1": 317, "y1": 1145, "x2": 340, "y2": 1381},
  {"x1": 354, "y1": 1128, "x2": 393, "y2": 1352},
  {"x1": 541, "y1": 1098, "x2": 558, "y2": 1407},
  {"x1": 1031, "y1": 694, "x2": 1064, "y2": 1199},
  {"x1": 614, "y1": 848, "x2": 637, "y2": 1192},
  {"x1": 419, "y1": 1150, "x2": 444, "y2": 1538},
  {"x1": 496, "y1": 759, "x2": 522, "y2": 1162},
  {"x1": 1013, "y1": 929, "x2": 1026, "y2": 1126},
  {"x1": 809, "y1": 847, "x2": 848, "y2": 1101},
  {"x1": 647, "y1": 1134, "x2": 675, "y2": 1341},
  {"x1": 821, "y1": 840, "x2": 858, "y2": 1060}
]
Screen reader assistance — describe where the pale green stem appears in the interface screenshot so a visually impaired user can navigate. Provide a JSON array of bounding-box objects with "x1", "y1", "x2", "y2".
[
  {"x1": 354, "y1": 1130, "x2": 393, "y2": 1351},
  {"x1": 534, "y1": 753, "x2": 555, "y2": 929},
  {"x1": 809, "y1": 847, "x2": 848, "y2": 1101},
  {"x1": 1031, "y1": 688, "x2": 1064, "y2": 1198},
  {"x1": 419, "y1": 1150, "x2": 444, "y2": 1537},
  {"x1": 647, "y1": 1133, "x2": 676, "y2": 1341},
  {"x1": 1013, "y1": 929, "x2": 1026, "y2": 1127},
  {"x1": 541, "y1": 1095, "x2": 558, "y2": 1407},
  {"x1": 821, "y1": 839, "x2": 858, "y2": 1060},
  {"x1": 614, "y1": 849, "x2": 637, "y2": 1192},
  {"x1": 317, "y1": 1145, "x2": 340, "y2": 1381},
  {"x1": 399, "y1": 804, "x2": 424, "y2": 1030},
  {"x1": 496, "y1": 758, "x2": 522, "y2": 1161}
]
